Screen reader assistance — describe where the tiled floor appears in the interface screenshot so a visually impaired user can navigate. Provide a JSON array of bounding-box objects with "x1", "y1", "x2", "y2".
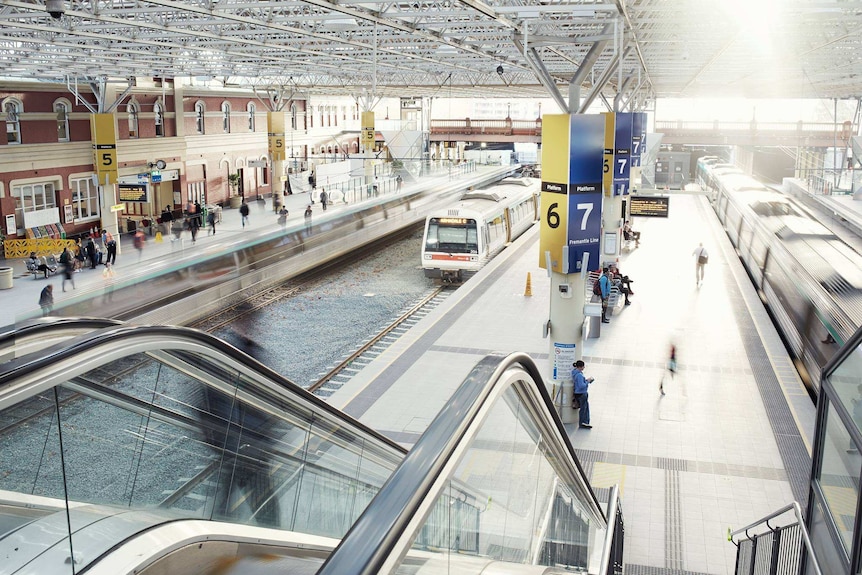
[{"x1": 328, "y1": 191, "x2": 817, "y2": 575}]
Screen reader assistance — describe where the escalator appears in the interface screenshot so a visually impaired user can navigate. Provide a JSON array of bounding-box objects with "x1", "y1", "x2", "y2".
[{"x1": 0, "y1": 322, "x2": 623, "y2": 574}]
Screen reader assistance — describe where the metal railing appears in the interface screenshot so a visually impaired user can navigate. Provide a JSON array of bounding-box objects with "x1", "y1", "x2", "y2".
[
  {"x1": 598, "y1": 484, "x2": 625, "y2": 575},
  {"x1": 729, "y1": 502, "x2": 822, "y2": 575}
]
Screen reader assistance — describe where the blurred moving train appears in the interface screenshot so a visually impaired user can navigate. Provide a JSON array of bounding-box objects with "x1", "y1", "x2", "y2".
[
  {"x1": 28, "y1": 175, "x2": 507, "y2": 326},
  {"x1": 421, "y1": 177, "x2": 540, "y2": 283},
  {"x1": 698, "y1": 156, "x2": 862, "y2": 395}
]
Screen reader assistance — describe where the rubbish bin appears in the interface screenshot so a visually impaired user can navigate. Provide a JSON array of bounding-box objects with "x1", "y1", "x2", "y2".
[{"x1": 0, "y1": 266, "x2": 13, "y2": 290}]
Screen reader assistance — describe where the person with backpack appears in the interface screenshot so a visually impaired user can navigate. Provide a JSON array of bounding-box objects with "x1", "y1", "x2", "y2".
[
  {"x1": 593, "y1": 267, "x2": 612, "y2": 324},
  {"x1": 239, "y1": 200, "x2": 250, "y2": 228}
]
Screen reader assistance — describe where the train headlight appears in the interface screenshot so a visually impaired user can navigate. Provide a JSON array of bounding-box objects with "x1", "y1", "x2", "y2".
[
  {"x1": 470, "y1": 256, "x2": 478, "y2": 261},
  {"x1": 423, "y1": 254, "x2": 432, "y2": 260}
]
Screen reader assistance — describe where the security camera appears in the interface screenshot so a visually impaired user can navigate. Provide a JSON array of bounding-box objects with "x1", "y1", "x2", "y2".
[
  {"x1": 45, "y1": 0, "x2": 65, "y2": 19},
  {"x1": 496, "y1": 65, "x2": 504, "y2": 76}
]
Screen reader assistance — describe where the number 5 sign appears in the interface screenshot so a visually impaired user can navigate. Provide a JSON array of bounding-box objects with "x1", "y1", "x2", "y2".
[
  {"x1": 539, "y1": 114, "x2": 605, "y2": 274},
  {"x1": 90, "y1": 114, "x2": 118, "y2": 185}
]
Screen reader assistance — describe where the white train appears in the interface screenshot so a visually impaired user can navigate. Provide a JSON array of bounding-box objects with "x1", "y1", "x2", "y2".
[{"x1": 421, "y1": 177, "x2": 540, "y2": 283}]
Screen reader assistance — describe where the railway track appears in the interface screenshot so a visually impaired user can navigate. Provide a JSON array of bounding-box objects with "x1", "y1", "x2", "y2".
[{"x1": 308, "y1": 286, "x2": 454, "y2": 397}]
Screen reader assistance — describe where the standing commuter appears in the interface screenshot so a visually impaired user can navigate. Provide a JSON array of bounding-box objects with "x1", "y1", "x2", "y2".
[
  {"x1": 161, "y1": 206, "x2": 174, "y2": 237},
  {"x1": 320, "y1": 188, "x2": 328, "y2": 211},
  {"x1": 693, "y1": 242, "x2": 708, "y2": 286},
  {"x1": 102, "y1": 229, "x2": 117, "y2": 265},
  {"x1": 599, "y1": 267, "x2": 612, "y2": 324},
  {"x1": 39, "y1": 284, "x2": 54, "y2": 316},
  {"x1": 86, "y1": 237, "x2": 99, "y2": 269},
  {"x1": 240, "y1": 200, "x2": 250, "y2": 228},
  {"x1": 396, "y1": 173, "x2": 403, "y2": 191},
  {"x1": 278, "y1": 205, "x2": 289, "y2": 228},
  {"x1": 571, "y1": 360, "x2": 595, "y2": 429}
]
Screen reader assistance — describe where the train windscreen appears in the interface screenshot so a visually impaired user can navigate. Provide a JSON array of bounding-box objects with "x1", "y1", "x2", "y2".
[{"x1": 425, "y1": 218, "x2": 479, "y2": 253}]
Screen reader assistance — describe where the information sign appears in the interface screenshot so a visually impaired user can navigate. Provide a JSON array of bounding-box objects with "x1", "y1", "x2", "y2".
[
  {"x1": 90, "y1": 113, "x2": 118, "y2": 185},
  {"x1": 612, "y1": 112, "x2": 633, "y2": 195},
  {"x1": 602, "y1": 112, "x2": 615, "y2": 197},
  {"x1": 267, "y1": 112, "x2": 285, "y2": 161},
  {"x1": 553, "y1": 342, "x2": 576, "y2": 382},
  {"x1": 110, "y1": 204, "x2": 125, "y2": 213},
  {"x1": 361, "y1": 111, "x2": 375, "y2": 150},
  {"x1": 119, "y1": 184, "x2": 148, "y2": 203},
  {"x1": 630, "y1": 195, "x2": 670, "y2": 217},
  {"x1": 539, "y1": 114, "x2": 604, "y2": 274},
  {"x1": 631, "y1": 112, "x2": 644, "y2": 167}
]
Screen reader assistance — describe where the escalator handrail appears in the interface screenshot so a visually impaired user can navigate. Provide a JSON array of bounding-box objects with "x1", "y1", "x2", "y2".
[
  {"x1": 0, "y1": 316, "x2": 123, "y2": 346},
  {"x1": 0, "y1": 321, "x2": 406, "y2": 454},
  {"x1": 318, "y1": 351, "x2": 607, "y2": 575}
]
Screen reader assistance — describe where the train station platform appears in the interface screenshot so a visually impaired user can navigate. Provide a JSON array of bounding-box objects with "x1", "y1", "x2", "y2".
[
  {"x1": 0, "y1": 164, "x2": 486, "y2": 328},
  {"x1": 326, "y1": 190, "x2": 818, "y2": 575}
]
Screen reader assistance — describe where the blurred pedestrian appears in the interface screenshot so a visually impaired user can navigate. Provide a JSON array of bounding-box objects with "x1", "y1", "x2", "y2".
[
  {"x1": 134, "y1": 228, "x2": 146, "y2": 260},
  {"x1": 304, "y1": 204, "x2": 312, "y2": 234},
  {"x1": 320, "y1": 188, "x2": 328, "y2": 211},
  {"x1": 39, "y1": 284, "x2": 54, "y2": 316},
  {"x1": 102, "y1": 262, "x2": 116, "y2": 303},
  {"x1": 278, "y1": 205, "x2": 289, "y2": 227},
  {"x1": 693, "y1": 242, "x2": 708, "y2": 286},
  {"x1": 207, "y1": 209, "x2": 217, "y2": 235},
  {"x1": 59, "y1": 247, "x2": 75, "y2": 291},
  {"x1": 240, "y1": 200, "x2": 250, "y2": 228},
  {"x1": 660, "y1": 344, "x2": 677, "y2": 395}
]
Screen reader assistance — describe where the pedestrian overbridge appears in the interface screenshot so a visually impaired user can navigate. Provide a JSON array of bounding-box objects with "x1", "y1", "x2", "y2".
[{"x1": 430, "y1": 118, "x2": 852, "y2": 149}]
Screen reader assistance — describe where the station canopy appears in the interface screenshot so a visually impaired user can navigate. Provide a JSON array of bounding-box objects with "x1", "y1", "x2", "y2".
[{"x1": 0, "y1": 0, "x2": 858, "y2": 105}]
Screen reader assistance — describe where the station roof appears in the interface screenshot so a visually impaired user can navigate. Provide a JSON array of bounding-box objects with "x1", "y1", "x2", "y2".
[{"x1": 0, "y1": 0, "x2": 858, "y2": 106}]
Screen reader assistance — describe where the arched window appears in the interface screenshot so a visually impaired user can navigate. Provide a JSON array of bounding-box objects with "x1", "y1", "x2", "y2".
[
  {"x1": 128, "y1": 102, "x2": 139, "y2": 138},
  {"x1": 290, "y1": 104, "x2": 297, "y2": 130},
  {"x1": 5, "y1": 99, "x2": 22, "y2": 144},
  {"x1": 55, "y1": 100, "x2": 70, "y2": 142},
  {"x1": 195, "y1": 101, "x2": 205, "y2": 134},
  {"x1": 221, "y1": 101, "x2": 231, "y2": 133},
  {"x1": 247, "y1": 102, "x2": 256, "y2": 132},
  {"x1": 154, "y1": 101, "x2": 164, "y2": 137}
]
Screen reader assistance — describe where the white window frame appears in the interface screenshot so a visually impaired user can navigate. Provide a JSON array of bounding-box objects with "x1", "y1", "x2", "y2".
[
  {"x1": 55, "y1": 100, "x2": 70, "y2": 142},
  {"x1": 195, "y1": 101, "x2": 205, "y2": 134},
  {"x1": 128, "y1": 102, "x2": 139, "y2": 138},
  {"x1": 4, "y1": 98, "x2": 22, "y2": 145},
  {"x1": 70, "y1": 176, "x2": 101, "y2": 222},
  {"x1": 247, "y1": 102, "x2": 256, "y2": 132},
  {"x1": 222, "y1": 101, "x2": 231, "y2": 133},
  {"x1": 290, "y1": 104, "x2": 297, "y2": 130},
  {"x1": 154, "y1": 101, "x2": 164, "y2": 137},
  {"x1": 13, "y1": 181, "x2": 57, "y2": 229}
]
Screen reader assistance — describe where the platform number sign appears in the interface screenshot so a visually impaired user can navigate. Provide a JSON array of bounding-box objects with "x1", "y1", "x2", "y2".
[
  {"x1": 613, "y1": 112, "x2": 633, "y2": 195},
  {"x1": 602, "y1": 112, "x2": 615, "y2": 197},
  {"x1": 90, "y1": 113, "x2": 118, "y2": 185},
  {"x1": 361, "y1": 111, "x2": 375, "y2": 151},
  {"x1": 539, "y1": 114, "x2": 604, "y2": 274},
  {"x1": 631, "y1": 112, "x2": 645, "y2": 168},
  {"x1": 267, "y1": 111, "x2": 286, "y2": 161}
]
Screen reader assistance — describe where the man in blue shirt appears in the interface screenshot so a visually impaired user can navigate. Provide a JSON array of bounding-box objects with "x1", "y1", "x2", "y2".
[
  {"x1": 599, "y1": 267, "x2": 612, "y2": 324},
  {"x1": 571, "y1": 360, "x2": 595, "y2": 429}
]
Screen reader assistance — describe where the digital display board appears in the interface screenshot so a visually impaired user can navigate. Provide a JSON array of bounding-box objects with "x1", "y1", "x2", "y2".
[{"x1": 630, "y1": 195, "x2": 670, "y2": 217}]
